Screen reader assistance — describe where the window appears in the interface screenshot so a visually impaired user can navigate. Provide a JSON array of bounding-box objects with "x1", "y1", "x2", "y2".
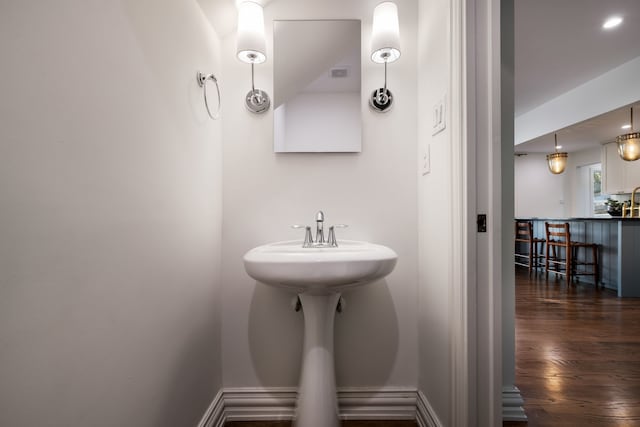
[{"x1": 590, "y1": 164, "x2": 607, "y2": 215}]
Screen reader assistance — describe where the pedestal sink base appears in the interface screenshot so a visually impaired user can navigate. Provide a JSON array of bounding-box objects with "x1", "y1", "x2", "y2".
[
  {"x1": 243, "y1": 239, "x2": 398, "y2": 427},
  {"x1": 295, "y1": 293, "x2": 341, "y2": 427}
]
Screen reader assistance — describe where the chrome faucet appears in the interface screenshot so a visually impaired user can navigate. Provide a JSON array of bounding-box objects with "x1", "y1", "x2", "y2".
[
  {"x1": 315, "y1": 210, "x2": 325, "y2": 244},
  {"x1": 292, "y1": 211, "x2": 348, "y2": 248}
]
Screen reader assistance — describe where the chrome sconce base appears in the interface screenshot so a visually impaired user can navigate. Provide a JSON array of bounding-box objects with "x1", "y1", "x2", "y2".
[
  {"x1": 245, "y1": 88, "x2": 270, "y2": 114},
  {"x1": 369, "y1": 88, "x2": 393, "y2": 113},
  {"x1": 243, "y1": 61, "x2": 270, "y2": 114}
]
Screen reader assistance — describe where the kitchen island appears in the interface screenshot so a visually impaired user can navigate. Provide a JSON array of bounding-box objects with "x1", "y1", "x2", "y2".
[{"x1": 517, "y1": 217, "x2": 640, "y2": 297}]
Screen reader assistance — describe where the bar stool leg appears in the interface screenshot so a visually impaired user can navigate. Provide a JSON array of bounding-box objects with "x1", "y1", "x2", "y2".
[
  {"x1": 545, "y1": 243, "x2": 550, "y2": 279},
  {"x1": 593, "y1": 245, "x2": 599, "y2": 286},
  {"x1": 537, "y1": 241, "x2": 545, "y2": 273},
  {"x1": 567, "y1": 245, "x2": 573, "y2": 284}
]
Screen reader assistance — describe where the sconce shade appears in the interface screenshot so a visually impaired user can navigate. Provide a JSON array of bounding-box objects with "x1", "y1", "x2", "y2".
[
  {"x1": 547, "y1": 152, "x2": 568, "y2": 174},
  {"x1": 237, "y1": 1, "x2": 266, "y2": 64},
  {"x1": 617, "y1": 107, "x2": 640, "y2": 161},
  {"x1": 371, "y1": 2, "x2": 401, "y2": 63}
]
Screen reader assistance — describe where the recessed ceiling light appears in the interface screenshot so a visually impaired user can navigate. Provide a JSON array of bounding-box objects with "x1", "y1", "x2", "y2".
[
  {"x1": 622, "y1": 124, "x2": 632, "y2": 129},
  {"x1": 603, "y1": 16, "x2": 623, "y2": 29},
  {"x1": 556, "y1": 145, "x2": 563, "y2": 150}
]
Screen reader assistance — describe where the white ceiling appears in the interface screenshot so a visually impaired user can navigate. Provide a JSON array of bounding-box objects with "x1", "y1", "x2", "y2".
[
  {"x1": 515, "y1": 102, "x2": 640, "y2": 153},
  {"x1": 515, "y1": 0, "x2": 640, "y2": 153},
  {"x1": 197, "y1": 0, "x2": 276, "y2": 38},
  {"x1": 273, "y1": 20, "x2": 360, "y2": 108}
]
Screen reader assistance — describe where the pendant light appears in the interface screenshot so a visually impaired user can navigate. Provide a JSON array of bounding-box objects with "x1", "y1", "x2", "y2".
[
  {"x1": 547, "y1": 133, "x2": 568, "y2": 174},
  {"x1": 617, "y1": 107, "x2": 640, "y2": 161}
]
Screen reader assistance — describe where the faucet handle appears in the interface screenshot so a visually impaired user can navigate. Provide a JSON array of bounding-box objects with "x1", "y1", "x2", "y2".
[
  {"x1": 327, "y1": 224, "x2": 348, "y2": 247},
  {"x1": 327, "y1": 227, "x2": 337, "y2": 247},
  {"x1": 291, "y1": 225, "x2": 313, "y2": 247}
]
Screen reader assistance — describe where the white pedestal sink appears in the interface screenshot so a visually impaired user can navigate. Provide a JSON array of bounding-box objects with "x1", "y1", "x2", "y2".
[{"x1": 243, "y1": 240, "x2": 398, "y2": 427}]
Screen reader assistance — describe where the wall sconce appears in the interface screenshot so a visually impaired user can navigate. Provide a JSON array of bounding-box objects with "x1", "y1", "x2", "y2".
[
  {"x1": 617, "y1": 107, "x2": 640, "y2": 161},
  {"x1": 547, "y1": 133, "x2": 568, "y2": 174},
  {"x1": 236, "y1": 1, "x2": 270, "y2": 114},
  {"x1": 370, "y1": 1, "x2": 401, "y2": 113}
]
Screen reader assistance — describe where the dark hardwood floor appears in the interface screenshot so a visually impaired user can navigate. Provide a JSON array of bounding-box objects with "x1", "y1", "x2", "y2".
[
  {"x1": 226, "y1": 421, "x2": 417, "y2": 427},
  {"x1": 509, "y1": 267, "x2": 640, "y2": 426}
]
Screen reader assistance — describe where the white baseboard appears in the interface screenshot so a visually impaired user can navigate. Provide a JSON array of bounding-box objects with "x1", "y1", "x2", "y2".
[
  {"x1": 416, "y1": 391, "x2": 443, "y2": 427},
  {"x1": 223, "y1": 387, "x2": 297, "y2": 422},
  {"x1": 338, "y1": 387, "x2": 417, "y2": 420},
  {"x1": 199, "y1": 386, "x2": 432, "y2": 425},
  {"x1": 197, "y1": 389, "x2": 224, "y2": 427},
  {"x1": 502, "y1": 385, "x2": 527, "y2": 422}
]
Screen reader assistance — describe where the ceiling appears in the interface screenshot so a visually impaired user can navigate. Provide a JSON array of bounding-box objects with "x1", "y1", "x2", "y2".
[
  {"x1": 515, "y1": 0, "x2": 640, "y2": 153},
  {"x1": 197, "y1": 0, "x2": 275, "y2": 38},
  {"x1": 515, "y1": 102, "x2": 640, "y2": 154},
  {"x1": 273, "y1": 20, "x2": 360, "y2": 108}
]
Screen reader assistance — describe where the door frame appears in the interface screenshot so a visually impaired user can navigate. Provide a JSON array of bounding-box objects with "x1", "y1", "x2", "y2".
[{"x1": 450, "y1": 0, "x2": 507, "y2": 424}]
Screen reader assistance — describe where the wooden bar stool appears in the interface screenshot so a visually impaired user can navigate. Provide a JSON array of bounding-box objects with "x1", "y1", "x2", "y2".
[
  {"x1": 515, "y1": 221, "x2": 545, "y2": 274},
  {"x1": 571, "y1": 240, "x2": 600, "y2": 285},
  {"x1": 544, "y1": 222, "x2": 599, "y2": 284}
]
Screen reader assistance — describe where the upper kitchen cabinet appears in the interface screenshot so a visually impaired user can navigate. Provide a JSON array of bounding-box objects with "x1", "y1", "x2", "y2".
[{"x1": 602, "y1": 142, "x2": 640, "y2": 194}]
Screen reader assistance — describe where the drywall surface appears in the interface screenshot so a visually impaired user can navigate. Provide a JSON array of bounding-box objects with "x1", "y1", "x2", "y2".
[
  {"x1": 417, "y1": 0, "x2": 452, "y2": 424},
  {"x1": 220, "y1": 0, "x2": 419, "y2": 390},
  {"x1": 514, "y1": 154, "x2": 567, "y2": 218},
  {"x1": 0, "y1": 1, "x2": 223, "y2": 426},
  {"x1": 565, "y1": 147, "x2": 602, "y2": 217},
  {"x1": 274, "y1": 92, "x2": 361, "y2": 152},
  {"x1": 515, "y1": 148, "x2": 602, "y2": 219},
  {"x1": 515, "y1": 57, "x2": 640, "y2": 145}
]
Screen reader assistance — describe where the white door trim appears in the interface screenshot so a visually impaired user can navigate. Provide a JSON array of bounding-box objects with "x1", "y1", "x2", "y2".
[
  {"x1": 451, "y1": 0, "x2": 504, "y2": 424},
  {"x1": 449, "y1": 0, "x2": 472, "y2": 424}
]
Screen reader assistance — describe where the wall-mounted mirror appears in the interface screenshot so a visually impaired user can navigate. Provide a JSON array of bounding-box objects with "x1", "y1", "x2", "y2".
[{"x1": 273, "y1": 20, "x2": 361, "y2": 153}]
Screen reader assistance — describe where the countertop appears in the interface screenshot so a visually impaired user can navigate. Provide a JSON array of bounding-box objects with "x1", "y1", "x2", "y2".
[{"x1": 516, "y1": 217, "x2": 640, "y2": 221}]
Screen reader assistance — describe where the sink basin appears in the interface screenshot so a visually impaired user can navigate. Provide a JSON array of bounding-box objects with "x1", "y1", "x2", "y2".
[
  {"x1": 243, "y1": 240, "x2": 398, "y2": 294},
  {"x1": 242, "y1": 238, "x2": 397, "y2": 427}
]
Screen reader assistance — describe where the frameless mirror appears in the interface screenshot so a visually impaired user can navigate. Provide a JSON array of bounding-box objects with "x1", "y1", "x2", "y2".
[{"x1": 273, "y1": 20, "x2": 361, "y2": 153}]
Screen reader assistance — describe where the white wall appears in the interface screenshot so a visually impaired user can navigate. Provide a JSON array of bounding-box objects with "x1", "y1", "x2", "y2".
[
  {"x1": 564, "y1": 147, "x2": 602, "y2": 217},
  {"x1": 514, "y1": 154, "x2": 567, "y2": 218},
  {"x1": 0, "y1": 1, "x2": 223, "y2": 426},
  {"x1": 220, "y1": 0, "x2": 419, "y2": 390},
  {"x1": 275, "y1": 92, "x2": 361, "y2": 152},
  {"x1": 417, "y1": 0, "x2": 452, "y2": 424},
  {"x1": 514, "y1": 147, "x2": 602, "y2": 218},
  {"x1": 515, "y1": 57, "x2": 640, "y2": 144}
]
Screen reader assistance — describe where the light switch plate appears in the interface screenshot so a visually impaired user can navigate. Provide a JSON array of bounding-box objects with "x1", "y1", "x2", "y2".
[
  {"x1": 421, "y1": 143, "x2": 431, "y2": 175},
  {"x1": 432, "y1": 96, "x2": 446, "y2": 136}
]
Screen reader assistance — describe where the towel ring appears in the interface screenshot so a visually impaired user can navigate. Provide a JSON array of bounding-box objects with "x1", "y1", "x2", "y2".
[{"x1": 197, "y1": 71, "x2": 221, "y2": 120}]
